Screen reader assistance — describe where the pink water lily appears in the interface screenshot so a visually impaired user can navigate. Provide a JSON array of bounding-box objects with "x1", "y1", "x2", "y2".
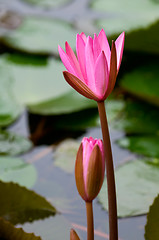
[
  {"x1": 75, "y1": 137, "x2": 105, "y2": 202},
  {"x1": 58, "y1": 29, "x2": 125, "y2": 101}
]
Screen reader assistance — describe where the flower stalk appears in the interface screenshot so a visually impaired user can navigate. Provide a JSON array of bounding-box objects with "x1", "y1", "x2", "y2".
[
  {"x1": 86, "y1": 201, "x2": 94, "y2": 240},
  {"x1": 97, "y1": 101, "x2": 118, "y2": 240},
  {"x1": 75, "y1": 137, "x2": 105, "y2": 240}
]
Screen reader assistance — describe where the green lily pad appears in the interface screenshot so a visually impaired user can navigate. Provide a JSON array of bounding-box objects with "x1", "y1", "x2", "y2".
[
  {"x1": 145, "y1": 194, "x2": 159, "y2": 240},
  {"x1": 0, "y1": 60, "x2": 22, "y2": 127},
  {"x1": 0, "y1": 181, "x2": 56, "y2": 224},
  {"x1": 22, "y1": 0, "x2": 71, "y2": 8},
  {"x1": 0, "y1": 218, "x2": 42, "y2": 240},
  {"x1": 0, "y1": 54, "x2": 70, "y2": 106},
  {"x1": 91, "y1": 0, "x2": 159, "y2": 34},
  {"x1": 0, "y1": 156, "x2": 37, "y2": 188},
  {"x1": 117, "y1": 136, "x2": 159, "y2": 158},
  {"x1": 120, "y1": 63, "x2": 159, "y2": 106},
  {"x1": 98, "y1": 159, "x2": 159, "y2": 217},
  {"x1": 125, "y1": 20, "x2": 159, "y2": 54},
  {"x1": 105, "y1": 99, "x2": 125, "y2": 123},
  {"x1": 28, "y1": 91, "x2": 97, "y2": 115},
  {"x1": 1, "y1": 17, "x2": 77, "y2": 55},
  {"x1": 0, "y1": 53, "x2": 98, "y2": 114},
  {"x1": 111, "y1": 99, "x2": 159, "y2": 134},
  {"x1": 0, "y1": 130, "x2": 32, "y2": 156},
  {"x1": 53, "y1": 139, "x2": 80, "y2": 173}
]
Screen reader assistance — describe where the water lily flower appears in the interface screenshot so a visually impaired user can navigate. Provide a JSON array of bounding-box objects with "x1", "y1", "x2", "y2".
[
  {"x1": 58, "y1": 29, "x2": 125, "y2": 101},
  {"x1": 75, "y1": 137, "x2": 105, "y2": 202}
]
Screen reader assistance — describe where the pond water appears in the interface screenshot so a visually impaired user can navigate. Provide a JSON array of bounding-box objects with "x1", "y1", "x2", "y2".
[
  {"x1": 0, "y1": 0, "x2": 159, "y2": 239},
  {"x1": 8, "y1": 111, "x2": 146, "y2": 240}
]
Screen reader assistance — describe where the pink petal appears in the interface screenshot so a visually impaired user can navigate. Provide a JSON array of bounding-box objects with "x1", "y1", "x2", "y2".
[
  {"x1": 85, "y1": 36, "x2": 96, "y2": 91},
  {"x1": 58, "y1": 45, "x2": 77, "y2": 76},
  {"x1": 104, "y1": 41, "x2": 117, "y2": 99},
  {"x1": 76, "y1": 34, "x2": 87, "y2": 83},
  {"x1": 65, "y1": 41, "x2": 84, "y2": 81},
  {"x1": 80, "y1": 32, "x2": 87, "y2": 43},
  {"x1": 93, "y1": 33, "x2": 101, "y2": 62},
  {"x1": 82, "y1": 138, "x2": 93, "y2": 190},
  {"x1": 63, "y1": 71, "x2": 99, "y2": 101},
  {"x1": 98, "y1": 29, "x2": 111, "y2": 70},
  {"x1": 115, "y1": 32, "x2": 125, "y2": 72},
  {"x1": 95, "y1": 51, "x2": 108, "y2": 99}
]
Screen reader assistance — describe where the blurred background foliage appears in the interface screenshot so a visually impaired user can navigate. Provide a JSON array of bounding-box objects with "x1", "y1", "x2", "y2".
[{"x1": 0, "y1": 0, "x2": 159, "y2": 239}]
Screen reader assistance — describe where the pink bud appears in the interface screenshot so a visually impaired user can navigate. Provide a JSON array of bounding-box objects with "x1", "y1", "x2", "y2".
[
  {"x1": 75, "y1": 137, "x2": 105, "y2": 202},
  {"x1": 70, "y1": 229, "x2": 80, "y2": 240}
]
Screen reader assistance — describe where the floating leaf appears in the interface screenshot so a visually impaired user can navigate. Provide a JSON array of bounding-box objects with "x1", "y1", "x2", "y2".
[
  {"x1": 98, "y1": 159, "x2": 159, "y2": 217},
  {"x1": 28, "y1": 91, "x2": 97, "y2": 115},
  {"x1": 0, "y1": 53, "x2": 98, "y2": 114},
  {"x1": 111, "y1": 99, "x2": 159, "y2": 134},
  {"x1": 0, "y1": 156, "x2": 37, "y2": 188},
  {"x1": 125, "y1": 20, "x2": 159, "y2": 54},
  {"x1": 0, "y1": 218, "x2": 42, "y2": 240},
  {"x1": 1, "y1": 17, "x2": 77, "y2": 55},
  {"x1": 91, "y1": 0, "x2": 159, "y2": 34},
  {"x1": 54, "y1": 139, "x2": 80, "y2": 173},
  {"x1": 0, "y1": 60, "x2": 22, "y2": 127},
  {"x1": 105, "y1": 99, "x2": 125, "y2": 123},
  {"x1": 117, "y1": 136, "x2": 159, "y2": 158},
  {"x1": 145, "y1": 194, "x2": 159, "y2": 240},
  {"x1": 0, "y1": 130, "x2": 32, "y2": 156},
  {"x1": 0, "y1": 181, "x2": 56, "y2": 224},
  {"x1": 0, "y1": 54, "x2": 70, "y2": 105},
  {"x1": 22, "y1": 0, "x2": 71, "y2": 8},
  {"x1": 120, "y1": 63, "x2": 159, "y2": 106}
]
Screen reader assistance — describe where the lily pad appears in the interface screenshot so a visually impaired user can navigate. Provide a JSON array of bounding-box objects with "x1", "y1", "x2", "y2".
[
  {"x1": 0, "y1": 53, "x2": 98, "y2": 114},
  {"x1": 125, "y1": 20, "x2": 159, "y2": 54},
  {"x1": 91, "y1": 0, "x2": 159, "y2": 34},
  {"x1": 1, "y1": 17, "x2": 77, "y2": 55},
  {"x1": 0, "y1": 54, "x2": 70, "y2": 106},
  {"x1": 0, "y1": 60, "x2": 22, "y2": 127},
  {"x1": 53, "y1": 139, "x2": 80, "y2": 173},
  {"x1": 0, "y1": 130, "x2": 32, "y2": 156},
  {"x1": 22, "y1": 0, "x2": 71, "y2": 8},
  {"x1": 98, "y1": 159, "x2": 159, "y2": 217},
  {"x1": 28, "y1": 91, "x2": 97, "y2": 115},
  {"x1": 111, "y1": 99, "x2": 159, "y2": 134},
  {"x1": 120, "y1": 63, "x2": 159, "y2": 106},
  {"x1": 0, "y1": 218, "x2": 42, "y2": 240},
  {"x1": 117, "y1": 136, "x2": 159, "y2": 158},
  {"x1": 0, "y1": 181, "x2": 56, "y2": 224},
  {"x1": 145, "y1": 194, "x2": 159, "y2": 240},
  {"x1": 0, "y1": 156, "x2": 37, "y2": 188},
  {"x1": 105, "y1": 99, "x2": 125, "y2": 123}
]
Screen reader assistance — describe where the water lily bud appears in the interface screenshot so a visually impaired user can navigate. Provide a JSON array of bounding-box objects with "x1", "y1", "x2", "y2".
[
  {"x1": 58, "y1": 29, "x2": 125, "y2": 101},
  {"x1": 70, "y1": 229, "x2": 80, "y2": 240},
  {"x1": 75, "y1": 137, "x2": 105, "y2": 202}
]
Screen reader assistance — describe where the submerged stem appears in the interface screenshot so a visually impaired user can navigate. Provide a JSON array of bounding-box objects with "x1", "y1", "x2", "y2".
[
  {"x1": 86, "y1": 201, "x2": 94, "y2": 240},
  {"x1": 97, "y1": 101, "x2": 118, "y2": 240}
]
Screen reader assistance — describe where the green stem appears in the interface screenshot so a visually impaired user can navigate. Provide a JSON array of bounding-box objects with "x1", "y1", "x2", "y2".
[
  {"x1": 86, "y1": 201, "x2": 94, "y2": 240},
  {"x1": 97, "y1": 101, "x2": 118, "y2": 240}
]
